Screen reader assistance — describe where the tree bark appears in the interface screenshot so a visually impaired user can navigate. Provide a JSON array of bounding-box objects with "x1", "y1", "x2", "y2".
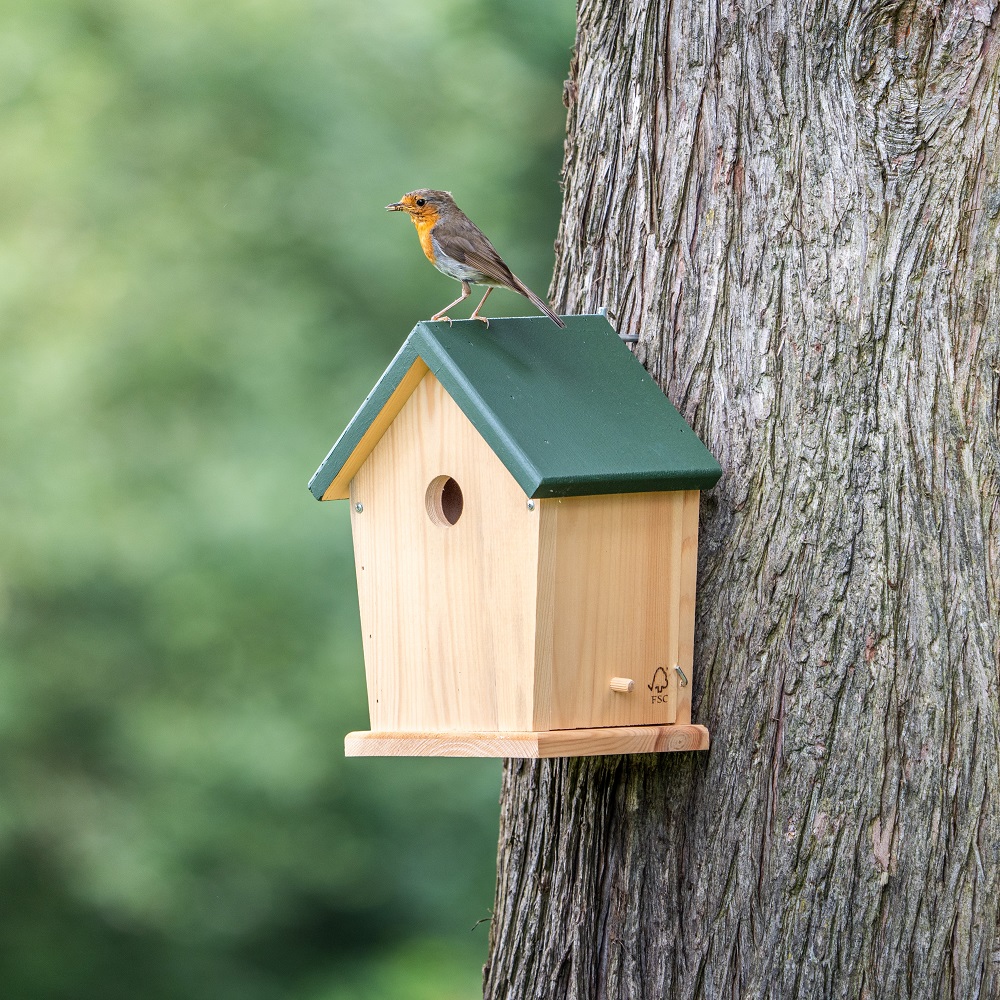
[{"x1": 484, "y1": 2, "x2": 1000, "y2": 998}]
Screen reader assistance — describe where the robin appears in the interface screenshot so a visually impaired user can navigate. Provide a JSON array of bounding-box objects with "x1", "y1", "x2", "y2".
[{"x1": 385, "y1": 189, "x2": 565, "y2": 328}]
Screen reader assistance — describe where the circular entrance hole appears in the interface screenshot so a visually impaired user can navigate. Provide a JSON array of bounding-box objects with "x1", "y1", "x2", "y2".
[{"x1": 425, "y1": 476, "x2": 464, "y2": 527}]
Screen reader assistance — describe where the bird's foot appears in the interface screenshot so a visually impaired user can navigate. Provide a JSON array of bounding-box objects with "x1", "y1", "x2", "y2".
[
  {"x1": 470, "y1": 313, "x2": 490, "y2": 328},
  {"x1": 430, "y1": 313, "x2": 453, "y2": 326}
]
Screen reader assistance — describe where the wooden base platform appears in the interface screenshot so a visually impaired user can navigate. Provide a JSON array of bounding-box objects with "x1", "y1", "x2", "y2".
[{"x1": 344, "y1": 724, "x2": 710, "y2": 758}]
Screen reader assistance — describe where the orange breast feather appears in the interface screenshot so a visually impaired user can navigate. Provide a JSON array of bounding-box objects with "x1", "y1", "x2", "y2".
[{"x1": 411, "y1": 211, "x2": 440, "y2": 264}]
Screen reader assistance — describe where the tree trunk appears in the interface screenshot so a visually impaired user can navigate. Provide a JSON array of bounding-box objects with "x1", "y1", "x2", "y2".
[{"x1": 484, "y1": 2, "x2": 1000, "y2": 997}]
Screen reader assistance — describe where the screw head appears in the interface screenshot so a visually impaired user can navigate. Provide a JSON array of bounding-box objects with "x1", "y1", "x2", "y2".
[
  {"x1": 526, "y1": 499, "x2": 535, "y2": 511},
  {"x1": 354, "y1": 502, "x2": 364, "y2": 513}
]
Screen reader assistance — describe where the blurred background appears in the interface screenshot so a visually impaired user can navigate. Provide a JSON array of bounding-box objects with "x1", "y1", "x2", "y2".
[{"x1": 0, "y1": 1, "x2": 573, "y2": 997}]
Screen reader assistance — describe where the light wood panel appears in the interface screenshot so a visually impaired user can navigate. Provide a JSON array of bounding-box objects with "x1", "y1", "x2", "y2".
[
  {"x1": 345, "y1": 724, "x2": 710, "y2": 758},
  {"x1": 675, "y1": 488, "x2": 701, "y2": 725},
  {"x1": 534, "y1": 490, "x2": 701, "y2": 731},
  {"x1": 350, "y1": 371, "x2": 540, "y2": 732},
  {"x1": 323, "y1": 359, "x2": 429, "y2": 500}
]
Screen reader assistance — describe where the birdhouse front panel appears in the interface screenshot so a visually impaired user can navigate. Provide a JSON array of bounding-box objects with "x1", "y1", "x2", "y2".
[
  {"x1": 350, "y1": 369, "x2": 542, "y2": 733},
  {"x1": 532, "y1": 488, "x2": 701, "y2": 732}
]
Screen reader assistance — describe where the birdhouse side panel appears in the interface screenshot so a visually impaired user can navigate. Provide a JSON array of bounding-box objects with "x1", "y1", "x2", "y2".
[
  {"x1": 534, "y1": 490, "x2": 701, "y2": 731},
  {"x1": 349, "y1": 371, "x2": 540, "y2": 733}
]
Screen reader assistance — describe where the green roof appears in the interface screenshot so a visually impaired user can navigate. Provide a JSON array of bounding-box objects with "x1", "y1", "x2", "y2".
[{"x1": 309, "y1": 314, "x2": 721, "y2": 500}]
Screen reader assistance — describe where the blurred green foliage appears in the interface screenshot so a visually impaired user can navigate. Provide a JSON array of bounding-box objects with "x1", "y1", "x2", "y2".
[{"x1": 0, "y1": 1, "x2": 573, "y2": 996}]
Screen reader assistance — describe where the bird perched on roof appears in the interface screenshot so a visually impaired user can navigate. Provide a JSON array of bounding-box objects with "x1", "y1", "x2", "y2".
[{"x1": 385, "y1": 189, "x2": 565, "y2": 328}]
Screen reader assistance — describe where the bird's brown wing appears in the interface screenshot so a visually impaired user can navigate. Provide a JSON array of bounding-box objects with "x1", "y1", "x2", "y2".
[
  {"x1": 434, "y1": 213, "x2": 566, "y2": 328},
  {"x1": 433, "y1": 218, "x2": 519, "y2": 288}
]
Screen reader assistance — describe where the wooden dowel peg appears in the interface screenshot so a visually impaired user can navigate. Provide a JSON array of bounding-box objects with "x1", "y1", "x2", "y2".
[{"x1": 610, "y1": 677, "x2": 634, "y2": 693}]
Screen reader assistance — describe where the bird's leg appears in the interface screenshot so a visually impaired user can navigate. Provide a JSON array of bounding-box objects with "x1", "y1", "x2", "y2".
[
  {"x1": 431, "y1": 282, "x2": 471, "y2": 325},
  {"x1": 469, "y1": 287, "x2": 494, "y2": 328}
]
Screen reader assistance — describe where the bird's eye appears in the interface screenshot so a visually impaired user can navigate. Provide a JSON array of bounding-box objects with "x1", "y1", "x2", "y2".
[{"x1": 415, "y1": 198, "x2": 426, "y2": 207}]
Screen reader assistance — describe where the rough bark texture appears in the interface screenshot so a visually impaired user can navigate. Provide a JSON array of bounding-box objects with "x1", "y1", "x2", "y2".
[{"x1": 484, "y1": 2, "x2": 1000, "y2": 998}]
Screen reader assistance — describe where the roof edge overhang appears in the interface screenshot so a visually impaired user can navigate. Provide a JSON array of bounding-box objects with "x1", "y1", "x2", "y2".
[
  {"x1": 309, "y1": 321, "x2": 551, "y2": 501},
  {"x1": 308, "y1": 337, "x2": 426, "y2": 500},
  {"x1": 530, "y1": 467, "x2": 721, "y2": 499}
]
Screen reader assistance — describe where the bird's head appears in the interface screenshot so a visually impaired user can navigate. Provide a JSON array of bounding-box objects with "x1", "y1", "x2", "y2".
[{"x1": 385, "y1": 189, "x2": 455, "y2": 222}]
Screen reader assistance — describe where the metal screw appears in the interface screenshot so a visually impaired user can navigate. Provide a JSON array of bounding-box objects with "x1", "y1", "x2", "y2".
[
  {"x1": 674, "y1": 665, "x2": 689, "y2": 687},
  {"x1": 526, "y1": 500, "x2": 535, "y2": 511},
  {"x1": 355, "y1": 502, "x2": 364, "y2": 513}
]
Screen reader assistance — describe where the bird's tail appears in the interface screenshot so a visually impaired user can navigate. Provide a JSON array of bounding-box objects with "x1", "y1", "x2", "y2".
[{"x1": 511, "y1": 275, "x2": 566, "y2": 328}]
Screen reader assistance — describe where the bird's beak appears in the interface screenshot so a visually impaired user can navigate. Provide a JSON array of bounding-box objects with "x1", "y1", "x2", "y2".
[{"x1": 385, "y1": 202, "x2": 403, "y2": 212}]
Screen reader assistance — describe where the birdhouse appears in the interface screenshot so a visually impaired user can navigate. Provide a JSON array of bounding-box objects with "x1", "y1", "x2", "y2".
[{"x1": 309, "y1": 315, "x2": 722, "y2": 758}]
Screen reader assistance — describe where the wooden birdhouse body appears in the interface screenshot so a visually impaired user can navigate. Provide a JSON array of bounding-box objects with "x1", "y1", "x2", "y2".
[
  {"x1": 351, "y1": 370, "x2": 541, "y2": 733},
  {"x1": 311, "y1": 316, "x2": 722, "y2": 758}
]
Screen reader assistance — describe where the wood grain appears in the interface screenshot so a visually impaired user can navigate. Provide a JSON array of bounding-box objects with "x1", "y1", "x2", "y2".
[
  {"x1": 351, "y1": 370, "x2": 540, "y2": 732},
  {"x1": 534, "y1": 490, "x2": 700, "y2": 730},
  {"x1": 345, "y1": 725, "x2": 709, "y2": 758},
  {"x1": 674, "y1": 487, "x2": 700, "y2": 725},
  {"x1": 323, "y1": 358, "x2": 429, "y2": 500}
]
